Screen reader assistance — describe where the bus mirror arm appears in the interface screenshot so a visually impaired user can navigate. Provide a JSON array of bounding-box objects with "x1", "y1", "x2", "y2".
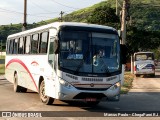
[
  {"x1": 120, "y1": 44, "x2": 127, "y2": 64},
  {"x1": 54, "y1": 38, "x2": 60, "y2": 54}
]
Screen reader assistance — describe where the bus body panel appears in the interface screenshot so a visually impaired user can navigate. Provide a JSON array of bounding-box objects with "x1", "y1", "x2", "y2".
[{"x1": 5, "y1": 55, "x2": 53, "y2": 92}]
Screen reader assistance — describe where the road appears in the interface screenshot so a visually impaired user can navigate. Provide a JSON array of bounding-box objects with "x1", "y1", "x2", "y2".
[{"x1": 0, "y1": 72, "x2": 160, "y2": 119}]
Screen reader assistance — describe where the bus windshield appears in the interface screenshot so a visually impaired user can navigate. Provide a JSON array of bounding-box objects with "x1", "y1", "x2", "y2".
[
  {"x1": 135, "y1": 53, "x2": 154, "y2": 61},
  {"x1": 59, "y1": 30, "x2": 120, "y2": 75}
]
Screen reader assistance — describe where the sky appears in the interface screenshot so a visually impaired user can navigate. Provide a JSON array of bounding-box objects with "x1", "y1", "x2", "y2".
[{"x1": 0, "y1": 0, "x2": 105, "y2": 25}]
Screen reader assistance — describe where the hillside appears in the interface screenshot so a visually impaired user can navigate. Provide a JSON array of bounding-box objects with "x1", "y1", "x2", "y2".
[{"x1": 0, "y1": 0, "x2": 160, "y2": 50}]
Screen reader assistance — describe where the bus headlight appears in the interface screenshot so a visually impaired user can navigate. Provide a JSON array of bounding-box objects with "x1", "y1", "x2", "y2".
[
  {"x1": 110, "y1": 82, "x2": 121, "y2": 90},
  {"x1": 59, "y1": 78, "x2": 72, "y2": 89}
]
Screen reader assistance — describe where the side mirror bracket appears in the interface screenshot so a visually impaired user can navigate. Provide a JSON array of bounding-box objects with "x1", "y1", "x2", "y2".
[
  {"x1": 120, "y1": 44, "x2": 127, "y2": 64},
  {"x1": 54, "y1": 37, "x2": 59, "y2": 54}
]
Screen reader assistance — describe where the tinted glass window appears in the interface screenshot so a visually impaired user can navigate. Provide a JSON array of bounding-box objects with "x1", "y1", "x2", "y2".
[
  {"x1": 6, "y1": 40, "x2": 10, "y2": 54},
  {"x1": 13, "y1": 39, "x2": 18, "y2": 54},
  {"x1": 40, "y1": 32, "x2": 48, "y2": 53},
  {"x1": 18, "y1": 37, "x2": 24, "y2": 54},
  {"x1": 9, "y1": 40, "x2": 14, "y2": 54},
  {"x1": 25, "y1": 36, "x2": 31, "y2": 54},
  {"x1": 31, "y1": 34, "x2": 39, "y2": 54}
]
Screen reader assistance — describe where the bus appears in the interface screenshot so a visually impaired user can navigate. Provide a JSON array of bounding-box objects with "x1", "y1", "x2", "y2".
[
  {"x1": 5, "y1": 22, "x2": 124, "y2": 105},
  {"x1": 133, "y1": 52, "x2": 155, "y2": 77}
]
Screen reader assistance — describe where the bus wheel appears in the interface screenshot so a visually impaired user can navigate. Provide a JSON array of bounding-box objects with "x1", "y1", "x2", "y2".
[
  {"x1": 13, "y1": 74, "x2": 27, "y2": 93},
  {"x1": 150, "y1": 74, "x2": 155, "y2": 77},
  {"x1": 13, "y1": 74, "x2": 22, "y2": 92},
  {"x1": 39, "y1": 80, "x2": 54, "y2": 105},
  {"x1": 135, "y1": 74, "x2": 140, "y2": 77},
  {"x1": 20, "y1": 87, "x2": 27, "y2": 93},
  {"x1": 86, "y1": 101, "x2": 100, "y2": 106}
]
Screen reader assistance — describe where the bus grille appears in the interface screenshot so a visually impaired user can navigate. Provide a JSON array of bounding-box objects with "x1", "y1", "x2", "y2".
[
  {"x1": 66, "y1": 74, "x2": 78, "y2": 80},
  {"x1": 82, "y1": 77, "x2": 103, "y2": 82}
]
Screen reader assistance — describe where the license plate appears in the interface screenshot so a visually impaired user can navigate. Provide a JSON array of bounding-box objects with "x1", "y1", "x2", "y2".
[{"x1": 85, "y1": 98, "x2": 97, "y2": 102}]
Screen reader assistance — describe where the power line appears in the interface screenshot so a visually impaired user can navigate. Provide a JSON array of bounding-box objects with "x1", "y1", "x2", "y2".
[
  {"x1": 0, "y1": 8, "x2": 23, "y2": 15},
  {"x1": 0, "y1": 7, "x2": 59, "y2": 18},
  {"x1": 50, "y1": 0, "x2": 80, "y2": 10},
  {"x1": 29, "y1": 1, "x2": 53, "y2": 13}
]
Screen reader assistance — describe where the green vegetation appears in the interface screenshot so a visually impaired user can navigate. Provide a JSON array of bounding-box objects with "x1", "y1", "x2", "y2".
[
  {"x1": 0, "y1": 64, "x2": 5, "y2": 75},
  {"x1": 0, "y1": 55, "x2": 5, "y2": 59},
  {"x1": 121, "y1": 72, "x2": 134, "y2": 94},
  {"x1": 0, "y1": 55, "x2": 5, "y2": 75}
]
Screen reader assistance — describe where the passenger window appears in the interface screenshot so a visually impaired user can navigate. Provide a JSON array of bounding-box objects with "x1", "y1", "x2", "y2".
[
  {"x1": 6, "y1": 40, "x2": 10, "y2": 54},
  {"x1": 40, "y1": 32, "x2": 48, "y2": 53},
  {"x1": 18, "y1": 37, "x2": 24, "y2": 54},
  {"x1": 25, "y1": 36, "x2": 31, "y2": 54},
  {"x1": 9, "y1": 40, "x2": 14, "y2": 54},
  {"x1": 13, "y1": 39, "x2": 18, "y2": 54},
  {"x1": 31, "y1": 34, "x2": 39, "y2": 54}
]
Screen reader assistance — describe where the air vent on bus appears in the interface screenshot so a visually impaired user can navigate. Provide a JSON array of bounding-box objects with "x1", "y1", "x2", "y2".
[{"x1": 66, "y1": 74, "x2": 78, "y2": 80}]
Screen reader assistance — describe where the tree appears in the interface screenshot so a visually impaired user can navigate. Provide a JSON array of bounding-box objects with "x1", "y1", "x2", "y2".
[
  {"x1": 126, "y1": 26, "x2": 160, "y2": 54},
  {"x1": 87, "y1": 5, "x2": 120, "y2": 28}
]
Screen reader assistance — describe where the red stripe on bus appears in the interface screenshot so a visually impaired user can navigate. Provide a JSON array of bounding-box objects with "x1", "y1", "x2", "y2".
[{"x1": 6, "y1": 59, "x2": 38, "y2": 92}]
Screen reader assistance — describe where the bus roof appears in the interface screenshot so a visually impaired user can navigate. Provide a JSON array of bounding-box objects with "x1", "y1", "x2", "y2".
[{"x1": 7, "y1": 22, "x2": 117, "y2": 39}]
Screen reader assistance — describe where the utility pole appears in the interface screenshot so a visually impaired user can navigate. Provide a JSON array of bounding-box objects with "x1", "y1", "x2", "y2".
[
  {"x1": 120, "y1": 0, "x2": 126, "y2": 45},
  {"x1": 120, "y1": 0, "x2": 130, "y2": 45},
  {"x1": 59, "y1": 11, "x2": 64, "y2": 22},
  {"x1": 116, "y1": 0, "x2": 118, "y2": 15},
  {"x1": 22, "y1": 0, "x2": 27, "y2": 31}
]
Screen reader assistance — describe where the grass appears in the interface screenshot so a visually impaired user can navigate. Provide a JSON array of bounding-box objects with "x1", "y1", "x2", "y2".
[
  {"x1": 0, "y1": 64, "x2": 5, "y2": 75},
  {"x1": 0, "y1": 55, "x2": 5, "y2": 59},
  {"x1": 121, "y1": 72, "x2": 134, "y2": 94},
  {"x1": 0, "y1": 55, "x2": 5, "y2": 75}
]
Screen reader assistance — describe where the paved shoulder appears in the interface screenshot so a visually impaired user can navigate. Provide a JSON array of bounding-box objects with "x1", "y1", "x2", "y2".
[{"x1": 129, "y1": 72, "x2": 160, "y2": 92}]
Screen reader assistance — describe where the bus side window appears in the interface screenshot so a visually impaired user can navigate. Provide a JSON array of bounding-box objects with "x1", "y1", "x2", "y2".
[
  {"x1": 6, "y1": 40, "x2": 10, "y2": 54},
  {"x1": 31, "y1": 34, "x2": 39, "y2": 54},
  {"x1": 9, "y1": 40, "x2": 14, "y2": 54},
  {"x1": 18, "y1": 37, "x2": 24, "y2": 54},
  {"x1": 13, "y1": 39, "x2": 18, "y2": 54},
  {"x1": 40, "y1": 32, "x2": 49, "y2": 54},
  {"x1": 25, "y1": 36, "x2": 31, "y2": 54}
]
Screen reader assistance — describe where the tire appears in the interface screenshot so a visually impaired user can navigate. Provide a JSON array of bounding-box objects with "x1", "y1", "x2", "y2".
[
  {"x1": 13, "y1": 74, "x2": 27, "y2": 93},
  {"x1": 135, "y1": 74, "x2": 140, "y2": 77},
  {"x1": 86, "y1": 101, "x2": 100, "y2": 106},
  {"x1": 20, "y1": 87, "x2": 27, "y2": 93},
  {"x1": 39, "y1": 80, "x2": 54, "y2": 105},
  {"x1": 14, "y1": 74, "x2": 22, "y2": 92},
  {"x1": 150, "y1": 74, "x2": 155, "y2": 77}
]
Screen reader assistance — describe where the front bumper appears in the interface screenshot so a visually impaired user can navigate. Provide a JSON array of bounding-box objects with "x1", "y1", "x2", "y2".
[{"x1": 57, "y1": 82, "x2": 121, "y2": 102}]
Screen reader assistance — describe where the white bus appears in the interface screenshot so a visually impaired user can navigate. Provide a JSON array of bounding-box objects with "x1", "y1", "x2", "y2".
[
  {"x1": 134, "y1": 52, "x2": 155, "y2": 77},
  {"x1": 5, "y1": 22, "x2": 124, "y2": 105}
]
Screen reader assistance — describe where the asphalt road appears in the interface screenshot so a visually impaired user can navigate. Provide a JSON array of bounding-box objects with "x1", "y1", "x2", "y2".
[{"x1": 0, "y1": 72, "x2": 160, "y2": 120}]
